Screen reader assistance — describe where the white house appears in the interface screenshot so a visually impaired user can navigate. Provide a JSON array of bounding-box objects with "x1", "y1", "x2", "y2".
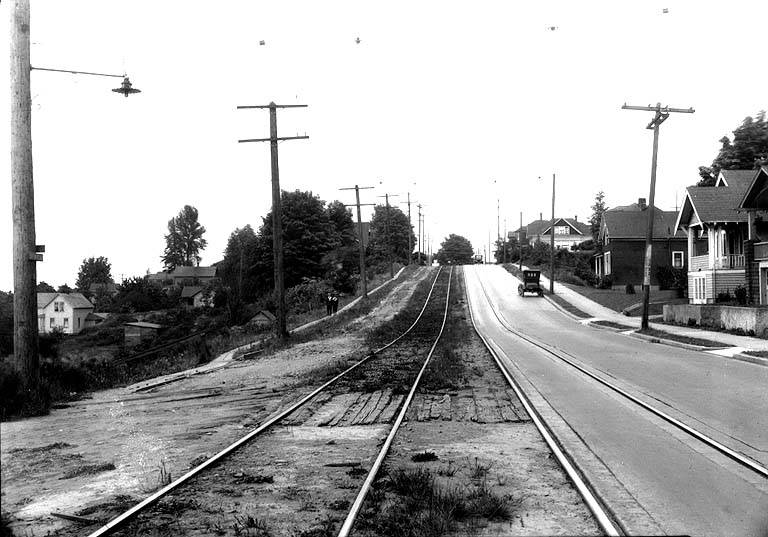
[{"x1": 37, "y1": 292, "x2": 94, "y2": 335}]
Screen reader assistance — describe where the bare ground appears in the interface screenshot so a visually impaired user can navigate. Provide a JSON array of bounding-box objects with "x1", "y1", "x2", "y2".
[{"x1": 1, "y1": 268, "x2": 431, "y2": 536}]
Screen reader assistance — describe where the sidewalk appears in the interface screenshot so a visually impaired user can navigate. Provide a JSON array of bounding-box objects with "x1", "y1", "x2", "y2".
[{"x1": 524, "y1": 267, "x2": 768, "y2": 359}]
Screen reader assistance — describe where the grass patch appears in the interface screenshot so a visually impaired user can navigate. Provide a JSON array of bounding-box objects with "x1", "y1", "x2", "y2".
[
  {"x1": 742, "y1": 350, "x2": 768, "y2": 358},
  {"x1": 411, "y1": 451, "x2": 439, "y2": 462},
  {"x1": 592, "y1": 320, "x2": 634, "y2": 330},
  {"x1": 546, "y1": 293, "x2": 591, "y2": 319},
  {"x1": 638, "y1": 328, "x2": 725, "y2": 348},
  {"x1": 356, "y1": 467, "x2": 516, "y2": 537},
  {"x1": 60, "y1": 462, "x2": 116, "y2": 479}
]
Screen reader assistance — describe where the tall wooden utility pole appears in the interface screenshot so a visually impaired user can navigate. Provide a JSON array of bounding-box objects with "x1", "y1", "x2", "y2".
[
  {"x1": 401, "y1": 193, "x2": 413, "y2": 265},
  {"x1": 550, "y1": 173, "x2": 556, "y2": 294},
  {"x1": 11, "y1": 0, "x2": 40, "y2": 392},
  {"x1": 417, "y1": 204, "x2": 423, "y2": 265},
  {"x1": 238, "y1": 102, "x2": 309, "y2": 339},
  {"x1": 622, "y1": 103, "x2": 694, "y2": 330},
  {"x1": 378, "y1": 193, "x2": 399, "y2": 278},
  {"x1": 496, "y1": 198, "x2": 500, "y2": 263},
  {"x1": 518, "y1": 211, "x2": 523, "y2": 272},
  {"x1": 340, "y1": 185, "x2": 374, "y2": 298}
]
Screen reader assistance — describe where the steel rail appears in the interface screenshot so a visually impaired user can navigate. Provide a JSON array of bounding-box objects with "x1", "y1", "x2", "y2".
[
  {"x1": 338, "y1": 267, "x2": 454, "y2": 537},
  {"x1": 87, "y1": 267, "x2": 446, "y2": 537},
  {"x1": 465, "y1": 267, "x2": 623, "y2": 536},
  {"x1": 474, "y1": 268, "x2": 768, "y2": 481}
]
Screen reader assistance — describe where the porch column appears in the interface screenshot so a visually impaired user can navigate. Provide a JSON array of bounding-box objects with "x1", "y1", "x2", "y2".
[
  {"x1": 687, "y1": 227, "x2": 694, "y2": 266},
  {"x1": 708, "y1": 225, "x2": 716, "y2": 268},
  {"x1": 744, "y1": 239, "x2": 756, "y2": 303},
  {"x1": 748, "y1": 210, "x2": 756, "y2": 240}
]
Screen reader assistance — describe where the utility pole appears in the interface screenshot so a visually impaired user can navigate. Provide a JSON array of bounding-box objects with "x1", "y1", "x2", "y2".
[
  {"x1": 497, "y1": 198, "x2": 501, "y2": 263},
  {"x1": 518, "y1": 211, "x2": 523, "y2": 272},
  {"x1": 503, "y1": 218, "x2": 508, "y2": 264},
  {"x1": 401, "y1": 193, "x2": 413, "y2": 265},
  {"x1": 378, "y1": 193, "x2": 399, "y2": 278},
  {"x1": 623, "y1": 103, "x2": 694, "y2": 330},
  {"x1": 11, "y1": 0, "x2": 39, "y2": 392},
  {"x1": 550, "y1": 173, "x2": 556, "y2": 294},
  {"x1": 238, "y1": 102, "x2": 309, "y2": 339},
  {"x1": 340, "y1": 185, "x2": 375, "y2": 298},
  {"x1": 417, "y1": 204, "x2": 423, "y2": 265}
]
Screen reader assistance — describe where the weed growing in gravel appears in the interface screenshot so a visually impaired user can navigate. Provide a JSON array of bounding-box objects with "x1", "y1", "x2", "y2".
[
  {"x1": 296, "y1": 514, "x2": 337, "y2": 537},
  {"x1": 411, "y1": 450, "x2": 439, "y2": 462},
  {"x1": 231, "y1": 514, "x2": 272, "y2": 537},
  {"x1": 157, "y1": 460, "x2": 172, "y2": 487},
  {"x1": 437, "y1": 460, "x2": 459, "y2": 477},
  {"x1": 356, "y1": 466, "x2": 516, "y2": 537},
  {"x1": 468, "y1": 457, "x2": 493, "y2": 480}
]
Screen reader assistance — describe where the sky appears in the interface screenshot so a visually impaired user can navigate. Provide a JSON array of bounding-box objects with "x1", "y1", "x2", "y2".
[{"x1": 2, "y1": 0, "x2": 767, "y2": 290}]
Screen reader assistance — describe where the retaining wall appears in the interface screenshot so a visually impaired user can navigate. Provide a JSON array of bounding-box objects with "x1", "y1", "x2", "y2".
[{"x1": 663, "y1": 303, "x2": 768, "y2": 336}]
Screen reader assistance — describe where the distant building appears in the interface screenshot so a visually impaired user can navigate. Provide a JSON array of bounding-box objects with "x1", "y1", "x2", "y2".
[
  {"x1": 181, "y1": 286, "x2": 211, "y2": 308},
  {"x1": 37, "y1": 292, "x2": 94, "y2": 335},
  {"x1": 147, "y1": 266, "x2": 218, "y2": 289},
  {"x1": 124, "y1": 321, "x2": 163, "y2": 346},
  {"x1": 248, "y1": 310, "x2": 276, "y2": 328},
  {"x1": 513, "y1": 216, "x2": 590, "y2": 249}
]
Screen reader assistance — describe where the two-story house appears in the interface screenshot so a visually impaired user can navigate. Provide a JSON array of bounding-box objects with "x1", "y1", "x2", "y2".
[
  {"x1": 594, "y1": 198, "x2": 687, "y2": 289},
  {"x1": 37, "y1": 292, "x2": 94, "y2": 335},
  {"x1": 675, "y1": 169, "x2": 763, "y2": 304},
  {"x1": 514, "y1": 216, "x2": 590, "y2": 249}
]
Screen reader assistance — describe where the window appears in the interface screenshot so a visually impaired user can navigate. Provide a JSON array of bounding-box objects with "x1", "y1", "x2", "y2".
[
  {"x1": 672, "y1": 251, "x2": 684, "y2": 269},
  {"x1": 604, "y1": 252, "x2": 612, "y2": 275},
  {"x1": 50, "y1": 318, "x2": 55, "y2": 328},
  {"x1": 63, "y1": 318, "x2": 69, "y2": 329},
  {"x1": 54, "y1": 302, "x2": 59, "y2": 312},
  {"x1": 77, "y1": 317, "x2": 81, "y2": 329},
  {"x1": 554, "y1": 226, "x2": 569, "y2": 235}
]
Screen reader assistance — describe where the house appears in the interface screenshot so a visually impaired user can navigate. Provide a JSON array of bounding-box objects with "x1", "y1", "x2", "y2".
[
  {"x1": 84, "y1": 312, "x2": 109, "y2": 329},
  {"x1": 147, "y1": 266, "x2": 218, "y2": 289},
  {"x1": 514, "y1": 215, "x2": 590, "y2": 249},
  {"x1": 124, "y1": 321, "x2": 163, "y2": 346},
  {"x1": 593, "y1": 198, "x2": 687, "y2": 289},
  {"x1": 736, "y1": 166, "x2": 768, "y2": 303},
  {"x1": 675, "y1": 169, "x2": 766, "y2": 304},
  {"x1": 37, "y1": 292, "x2": 94, "y2": 335},
  {"x1": 180, "y1": 286, "x2": 211, "y2": 308},
  {"x1": 248, "y1": 310, "x2": 276, "y2": 328}
]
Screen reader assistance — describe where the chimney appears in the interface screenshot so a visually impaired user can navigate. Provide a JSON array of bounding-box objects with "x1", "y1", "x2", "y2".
[
  {"x1": 540, "y1": 212, "x2": 543, "y2": 221},
  {"x1": 638, "y1": 198, "x2": 647, "y2": 210},
  {"x1": 574, "y1": 215, "x2": 578, "y2": 222}
]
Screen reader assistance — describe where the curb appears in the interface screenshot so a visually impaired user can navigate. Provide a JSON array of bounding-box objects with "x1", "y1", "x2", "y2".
[
  {"x1": 125, "y1": 266, "x2": 411, "y2": 393},
  {"x1": 624, "y1": 331, "x2": 716, "y2": 352},
  {"x1": 728, "y1": 352, "x2": 768, "y2": 368}
]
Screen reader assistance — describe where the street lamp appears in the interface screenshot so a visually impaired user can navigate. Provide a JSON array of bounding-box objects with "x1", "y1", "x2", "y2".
[
  {"x1": 11, "y1": 0, "x2": 142, "y2": 394},
  {"x1": 30, "y1": 67, "x2": 142, "y2": 97}
]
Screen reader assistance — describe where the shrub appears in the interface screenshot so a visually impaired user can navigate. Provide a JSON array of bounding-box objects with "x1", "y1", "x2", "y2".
[
  {"x1": 574, "y1": 265, "x2": 598, "y2": 286},
  {"x1": 597, "y1": 275, "x2": 613, "y2": 289},
  {"x1": 716, "y1": 290, "x2": 732, "y2": 303},
  {"x1": 734, "y1": 285, "x2": 747, "y2": 305},
  {"x1": 625, "y1": 284, "x2": 635, "y2": 294}
]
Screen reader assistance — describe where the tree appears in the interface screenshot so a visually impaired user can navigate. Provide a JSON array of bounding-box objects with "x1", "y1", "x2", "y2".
[
  {"x1": 36, "y1": 282, "x2": 55, "y2": 293},
  {"x1": 113, "y1": 277, "x2": 169, "y2": 313},
  {"x1": 698, "y1": 111, "x2": 768, "y2": 186},
  {"x1": 323, "y1": 201, "x2": 360, "y2": 292},
  {"x1": 57, "y1": 283, "x2": 73, "y2": 293},
  {"x1": 218, "y1": 225, "x2": 260, "y2": 304},
  {"x1": 162, "y1": 205, "x2": 208, "y2": 271},
  {"x1": 589, "y1": 191, "x2": 607, "y2": 244},
  {"x1": 253, "y1": 190, "x2": 339, "y2": 292},
  {"x1": 436, "y1": 234, "x2": 474, "y2": 265},
  {"x1": 367, "y1": 204, "x2": 415, "y2": 266},
  {"x1": 76, "y1": 256, "x2": 113, "y2": 292}
]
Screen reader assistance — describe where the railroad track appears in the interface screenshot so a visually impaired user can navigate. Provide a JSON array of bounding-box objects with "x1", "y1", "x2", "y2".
[
  {"x1": 464, "y1": 265, "x2": 768, "y2": 535},
  {"x1": 87, "y1": 266, "x2": 454, "y2": 537}
]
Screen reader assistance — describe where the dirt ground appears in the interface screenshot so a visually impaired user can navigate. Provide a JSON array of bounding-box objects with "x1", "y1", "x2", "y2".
[
  {"x1": 0, "y1": 268, "x2": 431, "y2": 536},
  {"x1": 1, "y1": 266, "x2": 599, "y2": 536}
]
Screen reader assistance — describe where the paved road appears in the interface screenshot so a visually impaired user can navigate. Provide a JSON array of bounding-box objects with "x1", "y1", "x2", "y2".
[{"x1": 465, "y1": 264, "x2": 768, "y2": 536}]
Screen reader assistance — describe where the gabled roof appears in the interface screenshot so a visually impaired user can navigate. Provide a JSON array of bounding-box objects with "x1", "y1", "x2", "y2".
[
  {"x1": 37, "y1": 292, "x2": 94, "y2": 310},
  {"x1": 170, "y1": 266, "x2": 217, "y2": 278},
  {"x1": 601, "y1": 203, "x2": 685, "y2": 240},
  {"x1": 250, "y1": 310, "x2": 276, "y2": 322},
  {"x1": 516, "y1": 218, "x2": 588, "y2": 237},
  {"x1": 739, "y1": 167, "x2": 768, "y2": 210},
  {"x1": 541, "y1": 218, "x2": 590, "y2": 236},
  {"x1": 37, "y1": 293, "x2": 58, "y2": 309},
  {"x1": 181, "y1": 286, "x2": 205, "y2": 298},
  {"x1": 677, "y1": 173, "x2": 752, "y2": 229},
  {"x1": 717, "y1": 169, "x2": 757, "y2": 189}
]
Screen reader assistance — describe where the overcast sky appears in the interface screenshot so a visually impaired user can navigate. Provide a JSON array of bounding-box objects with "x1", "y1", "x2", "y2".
[{"x1": 2, "y1": 1, "x2": 767, "y2": 290}]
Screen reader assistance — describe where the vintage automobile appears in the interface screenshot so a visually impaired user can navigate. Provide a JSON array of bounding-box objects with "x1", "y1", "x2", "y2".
[{"x1": 518, "y1": 270, "x2": 544, "y2": 297}]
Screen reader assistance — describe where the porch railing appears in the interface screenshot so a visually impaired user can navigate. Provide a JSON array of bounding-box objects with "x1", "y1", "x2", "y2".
[{"x1": 715, "y1": 254, "x2": 745, "y2": 269}]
